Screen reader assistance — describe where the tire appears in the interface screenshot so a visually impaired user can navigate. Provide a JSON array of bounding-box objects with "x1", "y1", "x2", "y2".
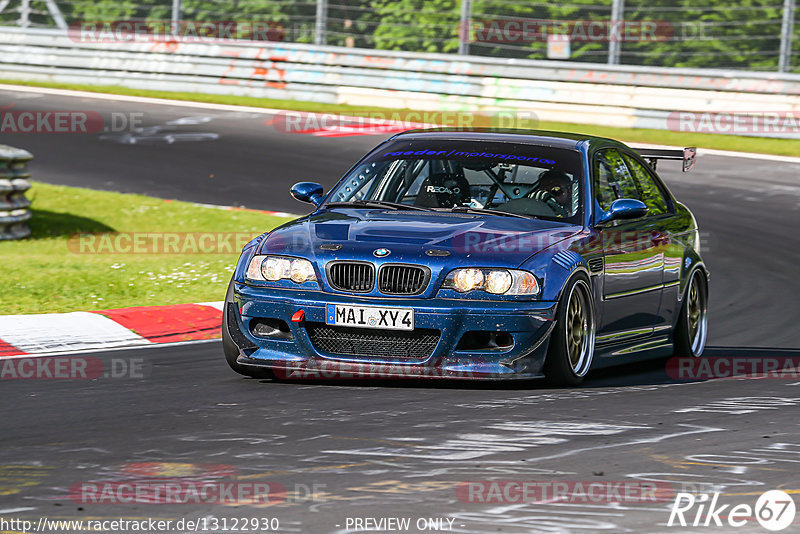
[
  {"x1": 673, "y1": 269, "x2": 708, "y2": 358},
  {"x1": 543, "y1": 272, "x2": 596, "y2": 386},
  {"x1": 222, "y1": 279, "x2": 274, "y2": 379}
]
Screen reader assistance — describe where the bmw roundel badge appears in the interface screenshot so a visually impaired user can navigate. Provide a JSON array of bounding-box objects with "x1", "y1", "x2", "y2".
[{"x1": 373, "y1": 248, "x2": 391, "y2": 257}]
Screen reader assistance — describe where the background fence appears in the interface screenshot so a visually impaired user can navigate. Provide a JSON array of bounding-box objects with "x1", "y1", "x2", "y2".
[
  {"x1": 2, "y1": 27, "x2": 799, "y2": 139},
  {"x1": 0, "y1": 0, "x2": 798, "y2": 73}
]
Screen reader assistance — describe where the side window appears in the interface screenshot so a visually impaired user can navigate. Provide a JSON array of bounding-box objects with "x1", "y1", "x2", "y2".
[
  {"x1": 621, "y1": 153, "x2": 670, "y2": 216},
  {"x1": 593, "y1": 160, "x2": 616, "y2": 211},
  {"x1": 593, "y1": 149, "x2": 638, "y2": 212}
]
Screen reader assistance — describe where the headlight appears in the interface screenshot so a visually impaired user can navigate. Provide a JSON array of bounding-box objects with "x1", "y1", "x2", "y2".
[
  {"x1": 443, "y1": 268, "x2": 539, "y2": 296},
  {"x1": 485, "y1": 270, "x2": 512, "y2": 294},
  {"x1": 453, "y1": 268, "x2": 484, "y2": 292},
  {"x1": 290, "y1": 259, "x2": 316, "y2": 283},
  {"x1": 263, "y1": 257, "x2": 290, "y2": 281},
  {"x1": 245, "y1": 255, "x2": 318, "y2": 284}
]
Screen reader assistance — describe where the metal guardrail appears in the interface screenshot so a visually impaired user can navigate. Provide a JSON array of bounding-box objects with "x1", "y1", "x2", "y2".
[
  {"x1": 0, "y1": 144, "x2": 32, "y2": 241},
  {"x1": 1, "y1": 27, "x2": 799, "y2": 138},
  {"x1": 2, "y1": 28, "x2": 800, "y2": 92}
]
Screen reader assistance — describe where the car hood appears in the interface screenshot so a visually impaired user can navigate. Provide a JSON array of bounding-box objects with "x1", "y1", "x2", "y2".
[{"x1": 257, "y1": 208, "x2": 581, "y2": 268}]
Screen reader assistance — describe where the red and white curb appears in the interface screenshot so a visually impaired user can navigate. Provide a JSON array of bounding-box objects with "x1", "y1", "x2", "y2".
[{"x1": 0, "y1": 302, "x2": 225, "y2": 357}]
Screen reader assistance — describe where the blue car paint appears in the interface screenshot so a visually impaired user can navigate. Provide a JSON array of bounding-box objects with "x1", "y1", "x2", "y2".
[{"x1": 225, "y1": 130, "x2": 707, "y2": 380}]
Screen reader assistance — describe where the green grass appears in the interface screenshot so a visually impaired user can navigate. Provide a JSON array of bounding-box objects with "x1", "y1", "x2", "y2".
[
  {"x1": 2, "y1": 78, "x2": 798, "y2": 157},
  {"x1": 1, "y1": 183, "x2": 290, "y2": 314}
]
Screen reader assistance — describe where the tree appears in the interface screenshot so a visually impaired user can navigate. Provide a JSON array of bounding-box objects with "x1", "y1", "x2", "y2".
[
  {"x1": 469, "y1": 0, "x2": 613, "y2": 61},
  {"x1": 372, "y1": 0, "x2": 460, "y2": 53},
  {"x1": 623, "y1": 0, "x2": 785, "y2": 71}
]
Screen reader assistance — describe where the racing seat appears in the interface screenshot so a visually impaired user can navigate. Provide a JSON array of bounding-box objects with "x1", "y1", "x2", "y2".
[{"x1": 414, "y1": 172, "x2": 471, "y2": 208}]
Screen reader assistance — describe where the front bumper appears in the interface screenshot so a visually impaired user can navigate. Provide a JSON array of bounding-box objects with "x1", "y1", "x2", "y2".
[{"x1": 227, "y1": 283, "x2": 557, "y2": 379}]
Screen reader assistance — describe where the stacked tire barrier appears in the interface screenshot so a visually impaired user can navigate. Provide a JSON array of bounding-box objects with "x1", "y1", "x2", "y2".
[{"x1": 0, "y1": 145, "x2": 33, "y2": 241}]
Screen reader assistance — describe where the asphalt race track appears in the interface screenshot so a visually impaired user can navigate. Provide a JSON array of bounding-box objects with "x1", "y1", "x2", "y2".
[{"x1": 1, "y1": 87, "x2": 799, "y2": 533}]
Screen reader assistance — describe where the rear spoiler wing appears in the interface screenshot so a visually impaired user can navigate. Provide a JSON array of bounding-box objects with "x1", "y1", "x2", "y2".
[{"x1": 633, "y1": 147, "x2": 697, "y2": 172}]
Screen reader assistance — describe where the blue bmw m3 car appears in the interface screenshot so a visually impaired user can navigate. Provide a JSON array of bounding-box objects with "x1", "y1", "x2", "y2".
[{"x1": 223, "y1": 129, "x2": 708, "y2": 385}]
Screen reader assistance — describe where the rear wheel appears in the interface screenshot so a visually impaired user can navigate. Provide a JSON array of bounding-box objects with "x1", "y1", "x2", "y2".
[
  {"x1": 544, "y1": 273, "x2": 596, "y2": 386},
  {"x1": 673, "y1": 269, "x2": 708, "y2": 357},
  {"x1": 223, "y1": 279, "x2": 274, "y2": 379}
]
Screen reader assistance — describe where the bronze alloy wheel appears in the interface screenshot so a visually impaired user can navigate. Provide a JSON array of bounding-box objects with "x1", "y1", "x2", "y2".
[
  {"x1": 687, "y1": 270, "x2": 708, "y2": 356},
  {"x1": 564, "y1": 279, "x2": 595, "y2": 376}
]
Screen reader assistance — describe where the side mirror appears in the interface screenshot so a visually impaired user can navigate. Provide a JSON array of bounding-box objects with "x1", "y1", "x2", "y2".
[
  {"x1": 290, "y1": 182, "x2": 324, "y2": 207},
  {"x1": 597, "y1": 198, "x2": 648, "y2": 226}
]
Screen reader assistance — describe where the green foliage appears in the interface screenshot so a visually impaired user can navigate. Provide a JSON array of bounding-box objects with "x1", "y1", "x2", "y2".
[
  {"x1": 469, "y1": 0, "x2": 612, "y2": 61},
  {"x1": 65, "y1": 0, "x2": 143, "y2": 20},
  {"x1": 372, "y1": 0, "x2": 460, "y2": 53},
  {"x1": 326, "y1": 1, "x2": 382, "y2": 49},
  {"x1": 623, "y1": 0, "x2": 786, "y2": 71},
  {"x1": 0, "y1": 0, "x2": 796, "y2": 72},
  {"x1": 180, "y1": 0, "x2": 316, "y2": 43}
]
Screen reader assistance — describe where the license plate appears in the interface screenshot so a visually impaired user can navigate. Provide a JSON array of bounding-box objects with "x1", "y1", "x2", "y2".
[{"x1": 325, "y1": 304, "x2": 414, "y2": 331}]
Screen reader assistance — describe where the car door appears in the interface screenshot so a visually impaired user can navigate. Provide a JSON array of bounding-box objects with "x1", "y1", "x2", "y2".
[
  {"x1": 619, "y1": 150, "x2": 679, "y2": 333},
  {"x1": 593, "y1": 149, "x2": 664, "y2": 343}
]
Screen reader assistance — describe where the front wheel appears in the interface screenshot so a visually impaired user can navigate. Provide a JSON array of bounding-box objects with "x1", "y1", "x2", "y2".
[
  {"x1": 543, "y1": 273, "x2": 596, "y2": 386},
  {"x1": 673, "y1": 269, "x2": 708, "y2": 357}
]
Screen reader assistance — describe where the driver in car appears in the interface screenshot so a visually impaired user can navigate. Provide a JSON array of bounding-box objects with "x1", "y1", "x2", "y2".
[{"x1": 532, "y1": 170, "x2": 572, "y2": 217}]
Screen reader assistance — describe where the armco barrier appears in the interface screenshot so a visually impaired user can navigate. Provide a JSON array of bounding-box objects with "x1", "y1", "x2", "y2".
[
  {"x1": 0, "y1": 145, "x2": 33, "y2": 241},
  {"x1": 1, "y1": 27, "x2": 799, "y2": 137}
]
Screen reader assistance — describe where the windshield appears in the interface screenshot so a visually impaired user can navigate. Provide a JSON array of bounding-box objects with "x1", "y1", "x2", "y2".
[{"x1": 326, "y1": 139, "x2": 583, "y2": 223}]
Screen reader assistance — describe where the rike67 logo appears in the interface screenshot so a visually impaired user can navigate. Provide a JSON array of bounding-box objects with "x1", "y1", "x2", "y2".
[{"x1": 668, "y1": 490, "x2": 796, "y2": 531}]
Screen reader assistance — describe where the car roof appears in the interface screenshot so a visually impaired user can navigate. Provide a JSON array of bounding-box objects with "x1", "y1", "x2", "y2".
[{"x1": 389, "y1": 128, "x2": 629, "y2": 151}]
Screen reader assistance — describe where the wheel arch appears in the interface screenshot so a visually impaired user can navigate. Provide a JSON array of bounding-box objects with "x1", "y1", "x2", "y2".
[
  {"x1": 679, "y1": 259, "x2": 709, "y2": 305},
  {"x1": 542, "y1": 266, "x2": 597, "y2": 384}
]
